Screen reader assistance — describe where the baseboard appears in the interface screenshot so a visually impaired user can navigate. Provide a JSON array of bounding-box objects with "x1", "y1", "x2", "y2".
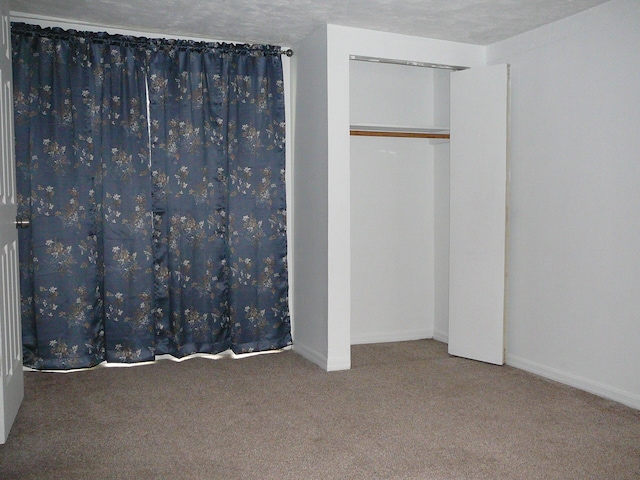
[
  {"x1": 433, "y1": 329, "x2": 449, "y2": 344},
  {"x1": 292, "y1": 343, "x2": 328, "y2": 370},
  {"x1": 292, "y1": 343, "x2": 351, "y2": 371},
  {"x1": 325, "y1": 354, "x2": 351, "y2": 372},
  {"x1": 351, "y1": 328, "x2": 433, "y2": 345},
  {"x1": 506, "y1": 354, "x2": 640, "y2": 411}
]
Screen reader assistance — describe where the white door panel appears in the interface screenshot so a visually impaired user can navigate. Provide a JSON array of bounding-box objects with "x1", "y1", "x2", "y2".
[
  {"x1": 448, "y1": 64, "x2": 509, "y2": 365},
  {"x1": 0, "y1": 1, "x2": 24, "y2": 444}
]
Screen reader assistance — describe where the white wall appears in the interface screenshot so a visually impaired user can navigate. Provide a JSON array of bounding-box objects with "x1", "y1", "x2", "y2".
[
  {"x1": 349, "y1": 60, "x2": 436, "y2": 128},
  {"x1": 433, "y1": 143, "x2": 450, "y2": 342},
  {"x1": 488, "y1": 0, "x2": 640, "y2": 409},
  {"x1": 289, "y1": 26, "x2": 331, "y2": 368},
  {"x1": 350, "y1": 136, "x2": 435, "y2": 344},
  {"x1": 433, "y1": 70, "x2": 451, "y2": 343}
]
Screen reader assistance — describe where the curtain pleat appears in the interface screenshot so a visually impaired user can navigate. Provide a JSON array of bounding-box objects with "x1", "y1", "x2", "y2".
[
  {"x1": 97, "y1": 43, "x2": 156, "y2": 363},
  {"x1": 148, "y1": 48, "x2": 231, "y2": 356},
  {"x1": 12, "y1": 23, "x2": 291, "y2": 369}
]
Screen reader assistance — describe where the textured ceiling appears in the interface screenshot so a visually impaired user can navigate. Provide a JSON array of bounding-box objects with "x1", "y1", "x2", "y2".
[{"x1": 10, "y1": 0, "x2": 611, "y2": 46}]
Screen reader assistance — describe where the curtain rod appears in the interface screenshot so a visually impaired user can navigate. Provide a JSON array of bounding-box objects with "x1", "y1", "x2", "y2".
[
  {"x1": 350, "y1": 55, "x2": 466, "y2": 71},
  {"x1": 12, "y1": 21, "x2": 294, "y2": 57}
]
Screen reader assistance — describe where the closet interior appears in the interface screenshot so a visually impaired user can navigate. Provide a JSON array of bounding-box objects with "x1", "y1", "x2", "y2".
[
  {"x1": 349, "y1": 57, "x2": 455, "y2": 345},
  {"x1": 348, "y1": 55, "x2": 509, "y2": 366}
]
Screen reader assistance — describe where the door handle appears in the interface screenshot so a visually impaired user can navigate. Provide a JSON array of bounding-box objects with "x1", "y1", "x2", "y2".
[{"x1": 15, "y1": 218, "x2": 30, "y2": 229}]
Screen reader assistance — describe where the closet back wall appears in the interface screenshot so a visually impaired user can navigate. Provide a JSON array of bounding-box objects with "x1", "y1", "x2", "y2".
[{"x1": 350, "y1": 60, "x2": 435, "y2": 344}]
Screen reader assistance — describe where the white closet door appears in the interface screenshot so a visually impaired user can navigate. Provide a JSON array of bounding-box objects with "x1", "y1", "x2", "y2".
[{"x1": 448, "y1": 64, "x2": 508, "y2": 365}]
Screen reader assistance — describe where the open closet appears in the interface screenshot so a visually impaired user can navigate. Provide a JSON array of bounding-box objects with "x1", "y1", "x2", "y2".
[
  {"x1": 349, "y1": 58, "x2": 509, "y2": 364},
  {"x1": 291, "y1": 24, "x2": 508, "y2": 370},
  {"x1": 349, "y1": 57, "x2": 454, "y2": 346}
]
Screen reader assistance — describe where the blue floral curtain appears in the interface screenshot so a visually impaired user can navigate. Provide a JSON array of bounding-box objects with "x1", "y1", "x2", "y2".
[
  {"x1": 148, "y1": 42, "x2": 290, "y2": 357},
  {"x1": 12, "y1": 23, "x2": 291, "y2": 370}
]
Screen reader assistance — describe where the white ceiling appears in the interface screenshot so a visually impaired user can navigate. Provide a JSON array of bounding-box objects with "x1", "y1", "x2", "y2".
[{"x1": 10, "y1": 0, "x2": 610, "y2": 47}]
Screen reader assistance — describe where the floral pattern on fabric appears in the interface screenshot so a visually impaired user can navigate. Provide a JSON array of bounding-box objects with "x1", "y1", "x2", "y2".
[{"x1": 12, "y1": 23, "x2": 291, "y2": 369}]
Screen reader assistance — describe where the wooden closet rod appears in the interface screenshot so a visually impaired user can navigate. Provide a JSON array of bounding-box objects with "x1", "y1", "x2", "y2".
[{"x1": 350, "y1": 130, "x2": 450, "y2": 139}]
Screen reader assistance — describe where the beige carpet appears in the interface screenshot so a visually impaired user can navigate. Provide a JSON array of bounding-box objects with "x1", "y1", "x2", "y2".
[{"x1": 0, "y1": 339, "x2": 638, "y2": 479}]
